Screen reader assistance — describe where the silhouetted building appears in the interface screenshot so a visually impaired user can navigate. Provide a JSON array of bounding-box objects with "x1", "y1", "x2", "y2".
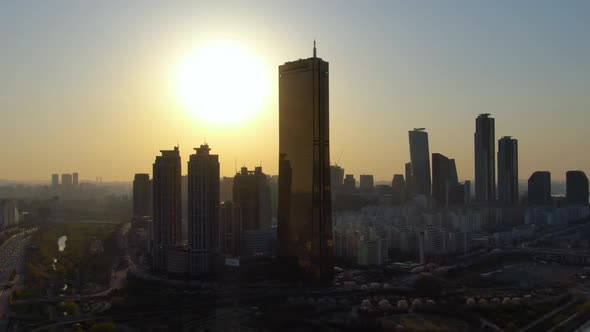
[
  {"x1": 475, "y1": 113, "x2": 496, "y2": 202},
  {"x1": 330, "y1": 165, "x2": 345, "y2": 196},
  {"x1": 359, "y1": 174, "x2": 374, "y2": 194},
  {"x1": 72, "y1": 172, "x2": 79, "y2": 186},
  {"x1": 405, "y1": 162, "x2": 413, "y2": 198},
  {"x1": 133, "y1": 173, "x2": 151, "y2": 217},
  {"x1": 233, "y1": 166, "x2": 271, "y2": 230},
  {"x1": 51, "y1": 174, "x2": 59, "y2": 187},
  {"x1": 278, "y1": 44, "x2": 333, "y2": 283},
  {"x1": 498, "y1": 136, "x2": 519, "y2": 205},
  {"x1": 220, "y1": 176, "x2": 234, "y2": 203},
  {"x1": 432, "y1": 153, "x2": 458, "y2": 207},
  {"x1": 188, "y1": 144, "x2": 220, "y2": 275},
  {"x1": 61, "y1": 173, "x2": 73, "y2": 188},
  {"x1": 528, "y1": 171, "x2": 551, "y2": 206},
  {"x1": 219, "y1": 201, "x2": 242, "y2": 257},
  {"x1": 566, "y1": 171, "x2": 589, "y2": 205},
  {"x1": 343, "y1": 174, "x2": 356, "y2": 192},
  {"x1": 391, "y1": 174, "x2": 406, "y2": 204},
  {"x1": 152, "y1": 146, "x2": 182, "y2": 272},
  {"x1": 448, "y1": 181, "x2": 471, "y2": 206},
  {"x1": 408, "y1": 129, "x2": 431, "y2": 196}
]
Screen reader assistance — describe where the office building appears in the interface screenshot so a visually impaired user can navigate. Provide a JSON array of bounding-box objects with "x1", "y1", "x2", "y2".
[
  {"x1": 61, "y1": 173, "x2": 73, "y2": 188},
  {"x1": 330, "y1": 165, "x2": 345, "y2": 197},
  {"x1": 474, "y1": 113, "x2": 496, "y2": 202},
  {"x1": 359, "y1": 174, "x2": 375, "y2": 194},
  {"x1": 391, "y1": 174, "x2": 406, "y2": 204},
  {"x1": 152, "y1": 147, "x2": 182, "y2": 272},
  {"x1": 528, "y1": 171, "x2": 552, "y2": 206},
  {"x1": 51, "y1": 174, "x2": 59, "y2": 187},
  {"x1": 498, "y1": 136, "x2": 519, "y2": 205},
  {"x1": 278, "y1": 44, "x2": 333, "y2": 283},
  {"x1": 188, "y1": 144, "x2": 220, "y2": 275},
  {"x1": 566, "y1": 171, "x2": 589, "y2": 205},
  {"x1": 133, "y1": 173, "x2": 151, "y2": 217},
  {"x1": 73, "y1": 172, "x2": 79, "y2": 186},
  {"x1": 405, "y1": 162, "x2": 413, "y2": 198},
  {"x1": 343, "y1": 174, "x2": 356, "y2": 192},
  {"x1": 220, "y1": 176, "x2": 234, "y2": 203},
  {"x1": 408, "y1": 129, "x2": 431, "y2": 196},
  {"x1": 219, "y1": 201, "x2": 242, "y2": 257},
  {"x1": 432, "y1": 153, "x2": 459, "y2": 207},
  {"x1": 233, "y1": 166, "x2": 271, "y2": 230}
]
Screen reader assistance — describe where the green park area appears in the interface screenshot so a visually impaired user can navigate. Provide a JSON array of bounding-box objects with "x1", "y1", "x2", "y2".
[{"x1": 24, "y1": 223, "x2": 120, "y2": 294}]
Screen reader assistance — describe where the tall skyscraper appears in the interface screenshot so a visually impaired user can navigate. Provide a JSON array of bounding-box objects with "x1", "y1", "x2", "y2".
[
  {"x1": 278, "y1": 44, "x2": 333, "y2": 283},
  {"x1": 233, "y1": 166, "x2": 271, "y2": 231},
  {"x1": 330, "y1": 165, "x2": 345, "y2": 196},
  {"x1": 152, "y1": 147, "x2": 182, "y2": 271},
  {"x1": 343, "y1": 174, "x2": 356, "y2": 192},
  {"x1": 220, "y1": 176, "x2": 234, "y2": 203},
  {"x1": 359, "y1": 174, "x2": 375, "y2": 194},
  {"x1": 405, "y1": 162, "x2": 414, "y2": 198},
  {"x1": 61, "y1": 173, "x2": 73, "y2": 188},
  {"x1": 72, "y1": 172, "x2": 79, "y2": 186},
  {"x1": 432, "y1": 153, "x2": 458, "y2": 207},
  {"x1": 528, "y1": 171, "x2": 551, "y2": 206},
  {"x1": 51, "y1": 174, "x2": 59, "y2": 187},
  {"x1": 408, "y1": 129, "x2": 431, "y2": 196},
  {"x1": 566, "y1": 170, "x2": 589, "y2": 205},
  {"x1": 133, "y1": 173, "x2": 151, "y2": 217},
  {"x1": 474, "y1": 113, "x2": 496, "y2": 202},
  {"x1": 187, "y1": 144, "x2": 220, "y2": 275},
  {"x1": 391, "y1": 174, "x2": 406, "y2": 204},
  {"x1": 219, "y1": 201, "x2": 242, "y2": 257},
  {"x1": 497, "y1": 136, "x2": 519, "y2": 205}
]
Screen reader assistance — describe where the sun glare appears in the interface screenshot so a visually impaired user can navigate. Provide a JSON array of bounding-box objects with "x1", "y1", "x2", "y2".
[{"x1": 175, "y1": 40, "x2": 271, "y2": 125}]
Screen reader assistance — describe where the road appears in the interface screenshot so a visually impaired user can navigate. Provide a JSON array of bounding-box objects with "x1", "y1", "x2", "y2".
[{"x1": 0, "y1": 228, "x2": 37, "y2": 319}]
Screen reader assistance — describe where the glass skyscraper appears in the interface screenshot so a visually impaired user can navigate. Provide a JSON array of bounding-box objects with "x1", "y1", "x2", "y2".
[{"x1": 278, "y1": 44, "x2": 333, "y2": 283}]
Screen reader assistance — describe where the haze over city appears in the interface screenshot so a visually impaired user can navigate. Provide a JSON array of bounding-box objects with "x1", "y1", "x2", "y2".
[{"x1": 2, "y1": 0, "x2": 589, "y2": 182}]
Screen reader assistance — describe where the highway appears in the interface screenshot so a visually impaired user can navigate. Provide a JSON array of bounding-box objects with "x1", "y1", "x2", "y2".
[{"x1": 0, "y1": 228, "x2": 37, "y2": 319}]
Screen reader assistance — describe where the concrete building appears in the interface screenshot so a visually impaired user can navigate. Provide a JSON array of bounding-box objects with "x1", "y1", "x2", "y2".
[
  {"x1": 220, "y1": 176, "x2": 234, "y2": 203},
  {"x1": 278, "y1": 44, "x2": 333, "y2": 283},
  {"x1": 566, "y1": 171, "x2": 589, "y2": 205},
  {"x1": 51, "y1": 174, "x2": 59, "y2": 187},
  {"x1": 73, "y1": 172, "x2": 79, "y2": 186},
  {"x1": 432, "y1": 153, "x2": 458, "y2": 207},
  {"x1": 391, "y1": 174, "x2": 406, "y2": 205},
  {"x1": 233, "y1": 166, "x2": 271, "y2": 231},
  {"x1": 151, "y1": 146, "x2": 182, "y2": 272},
  {"x1": 0, "y1": 200, "x2": 19, "y2": 227},
  {"x1": 498, "y1": 136, "x2": 519, "y2": 205},
  {"x1": 528, "y1": 171, "x2": 551, "y2": 206},
  {"x1": 219, "y1": 201, "x2": 242, "y2": 257},
  {"x1": 188, "y1": 144, "x2": 220, "y2": 276},
  {"x1": 359, "y1": 174, "x2": 375, "y2": 194},
  {"x1": 408, "y1": 128, "x2": 431, "y2": 196},
  {"x1": 330, "y1": 165, "x2": 345, "y2": 198},
  {"x1": 133, "y1": 173, "x2": 151, "y2": 217},
  {"x1": 475, "y1": 113, "x2": 495, "y2": 202},
  {"x1": 405, "y1": 162, "x2": 414, "y2": 198},
  {"x1": 61, "y1": 173, "x2": 73, "y2": 188}
]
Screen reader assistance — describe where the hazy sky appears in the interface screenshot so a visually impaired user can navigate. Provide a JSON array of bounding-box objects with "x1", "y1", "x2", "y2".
[{"x1": 1, "y1": 1, "x2": 589, "y2": 182}]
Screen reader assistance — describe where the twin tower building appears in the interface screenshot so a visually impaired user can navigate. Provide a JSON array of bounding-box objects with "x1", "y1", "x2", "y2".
[{"x1": 148, "y1": 45, "x2": 334, "y2": 283}]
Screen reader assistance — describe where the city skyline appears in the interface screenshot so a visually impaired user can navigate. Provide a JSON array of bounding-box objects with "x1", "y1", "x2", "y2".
[{"x1": 2, "y1": 1, "x2": 590, "y2": 182}]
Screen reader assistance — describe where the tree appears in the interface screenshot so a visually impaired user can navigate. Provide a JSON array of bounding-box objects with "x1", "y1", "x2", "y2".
[{"x1": 64, "y1": 301, "x2": 79, "y2": 316}]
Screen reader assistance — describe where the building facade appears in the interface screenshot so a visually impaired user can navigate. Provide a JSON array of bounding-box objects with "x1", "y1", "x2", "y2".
[
  {"x1": 475, "y1": 113, "x2": 496, "y2": 202},
  {"x1": 278, "y1": 45, "x2": 333, "y2": 283},
  {"x1": 566, "y1": 171, "x2": 589, "y2": 205},
  {"x1": 408, "y1": 129, "x2": 431, "y2": 197},
  {"x1": 528, "y1": 171, "x2": 551, "y2": 206},
  {"x1": 188, "y1": 144, "x2": 220, "y2": 276},
  {"x1": 152, "y1": 146, "x2": 182, "y2": 271},
  {"x1": 498, "y1": 136, "x2": 519, "y2": 205},
  {"x1": 133, "y1": 173, "x2": 151, "y2": 217}
]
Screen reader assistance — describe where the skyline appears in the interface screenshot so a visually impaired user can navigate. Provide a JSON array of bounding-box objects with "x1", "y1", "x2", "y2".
[{"x1": 2, "y1": 1, "x2": 590, "y2": 182}]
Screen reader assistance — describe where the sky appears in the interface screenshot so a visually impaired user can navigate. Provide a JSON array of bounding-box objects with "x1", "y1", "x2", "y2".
[{"x1": 1, "y1": 1, "x2": 589, "y2": 182}]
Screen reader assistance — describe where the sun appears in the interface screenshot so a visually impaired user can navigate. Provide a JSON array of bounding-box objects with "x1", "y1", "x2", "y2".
[{"x1": 175, "y1": 40, "x2": 271, "y2": 124}]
